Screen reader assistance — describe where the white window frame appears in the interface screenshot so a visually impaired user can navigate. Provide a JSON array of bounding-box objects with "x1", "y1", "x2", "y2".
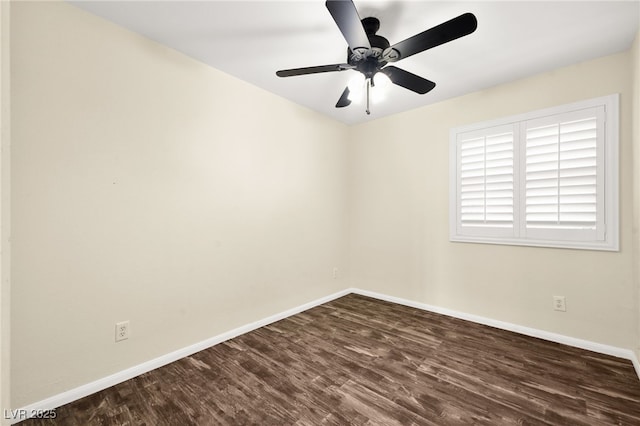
[{"x1": 449, "y1": 94, "x2": 618, "y2": 251}]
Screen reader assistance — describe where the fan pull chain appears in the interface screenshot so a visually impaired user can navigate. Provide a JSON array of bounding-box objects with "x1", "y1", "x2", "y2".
[{"x1": 366, "y1": 78, "x2": 371, "y2": 115}]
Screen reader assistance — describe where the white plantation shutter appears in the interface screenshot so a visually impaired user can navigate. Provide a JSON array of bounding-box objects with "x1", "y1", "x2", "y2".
[
  {"x1": 450, "y1": 94, "x2": 618, "y2": 251},
  {"x1": 457, "y1": 124, "x2": 515, "y2": 237},
  {"x1": 523, "y1": 107, "x2": 604, "y2": 242}
]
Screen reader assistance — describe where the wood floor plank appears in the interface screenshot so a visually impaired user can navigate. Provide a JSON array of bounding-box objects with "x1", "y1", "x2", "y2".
[{"x1": 20, "y1": 294, "x2": 640, "y2": 425}]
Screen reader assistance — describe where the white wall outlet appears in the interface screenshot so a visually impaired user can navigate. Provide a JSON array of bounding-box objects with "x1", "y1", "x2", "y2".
[
  {"x1": 553, "y1": 296, "x2": 566, "y2": 312},
  {"x1": 115, "y1": 320, "x2": 130, "y2": 342},
  {"x1": 333, "y1": 267, "x2": 338, "y2": 279}
]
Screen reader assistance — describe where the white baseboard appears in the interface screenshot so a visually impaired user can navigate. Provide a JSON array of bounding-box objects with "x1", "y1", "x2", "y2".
[
  {"x1": 11, "y1": 287, "x2": 639, "y2": 423},
  {"x1": 351, "y1": 288, "x2": 640, "y2": 380},
  {"x1": 10, "y1": 288, "x2": 351, "y2": 424},
  {"x1": 630, "y1": 351, "x2": 640, "y2": 381}
]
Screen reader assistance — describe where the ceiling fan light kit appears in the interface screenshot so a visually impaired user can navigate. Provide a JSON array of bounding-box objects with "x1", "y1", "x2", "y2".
[{"x1": 276, "y1": 0, "x2": 477, "y2": 116}]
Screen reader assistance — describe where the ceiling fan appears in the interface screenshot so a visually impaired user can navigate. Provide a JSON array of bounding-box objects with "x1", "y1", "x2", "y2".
[{"x1": 276, "y1": 0, "x2": 477, "y2": 115}]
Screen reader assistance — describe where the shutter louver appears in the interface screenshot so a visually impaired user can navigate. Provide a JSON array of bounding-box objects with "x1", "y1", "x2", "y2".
[
  {"x1": 460, "y1": 131, "x2": 513, "y2": 228},
  {"x1": 525, "y1": 116, "x2": 597, "y2": 230}
]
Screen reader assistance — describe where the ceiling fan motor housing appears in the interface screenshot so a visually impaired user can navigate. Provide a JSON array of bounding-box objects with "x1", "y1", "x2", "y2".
[{"x1": 347, "y1": 17, "x2": 391, "y2": 80}]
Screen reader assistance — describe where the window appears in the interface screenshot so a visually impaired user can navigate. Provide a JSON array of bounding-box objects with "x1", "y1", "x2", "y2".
[{"x1": 450, "y1": 94, "x2": 618, "y2": 251}]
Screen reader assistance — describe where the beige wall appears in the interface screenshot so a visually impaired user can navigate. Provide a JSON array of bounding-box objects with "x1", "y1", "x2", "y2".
[
  {"x1": 1, "y1": 1, "x2": 11, "y2": 423},
  {"x1": 10, "y1": 2, "x2": 349, "y2": 407},
  {"x1": 348, "y1": 51, "x2": 635, "y2": 349},
  {"x1": 633, "y1": 30, "x2": 640, "y2": 361}
]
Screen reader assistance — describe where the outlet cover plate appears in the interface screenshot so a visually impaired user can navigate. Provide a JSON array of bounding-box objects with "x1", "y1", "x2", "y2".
[
  {"x1": 553, "y1": 296, "x2": 566, "y2": 312},
  {"x1": 115, "y1": 320, "x2": 130, "y2": 342}
]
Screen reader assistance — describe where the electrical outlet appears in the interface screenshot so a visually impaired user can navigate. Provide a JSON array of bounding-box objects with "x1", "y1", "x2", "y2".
[
  {"x1": 333, "y1": 267, "x2": 338, "y2": 279},
  {"x1": 115, "y1": 320, "x2": 130, "y2": 342},
  {"x1": 553, "y1": 296, "x2": 566, "y2": 312}
]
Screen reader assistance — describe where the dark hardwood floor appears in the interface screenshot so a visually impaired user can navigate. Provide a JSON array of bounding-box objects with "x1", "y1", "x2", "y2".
[{"x1": 22, "y1": 294, "x2": 640, "y2": 425}]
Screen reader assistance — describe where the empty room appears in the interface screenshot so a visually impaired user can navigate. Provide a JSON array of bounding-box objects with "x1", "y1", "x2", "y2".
[{"x1": 1, "y1": 0, "x2": 640, "y2": 424}]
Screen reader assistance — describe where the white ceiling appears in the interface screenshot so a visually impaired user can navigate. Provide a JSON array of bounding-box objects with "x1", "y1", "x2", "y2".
[{"x1": 71, "y1": 1, "x2": 639, "y2": 125}]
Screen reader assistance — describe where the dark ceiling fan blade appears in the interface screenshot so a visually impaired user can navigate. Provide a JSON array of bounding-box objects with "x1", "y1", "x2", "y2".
[
  {"x1": 383, "y1": 13, "x2": 477, "y2": 62},
  {"x1": 380, "y1": 66, "x2": 436, "y2": 94},
  {"x1": 335, "y1": 87, "x2": 351, "y2": 108},
  {"x1": 325, "y1": 0, "x2": 371, "y2": 54},
  {"x1": 276, "y1": 64, "x2": 352, "y2": 77}
]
